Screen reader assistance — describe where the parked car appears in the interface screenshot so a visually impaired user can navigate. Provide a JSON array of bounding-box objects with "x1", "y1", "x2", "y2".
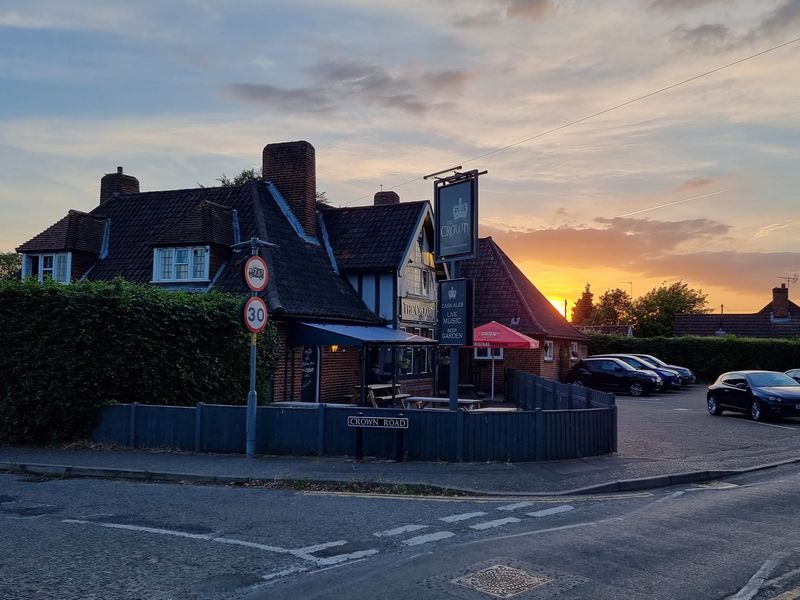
[
  {"x1": 591, "y1": 354, "x2": 682, "y2": 390},
  {"x1": 566, "y1": 357, "x2": 662, "y2": 396},
  {"x1": 631, "y1": 354, "x2": 695, "y2": 385},
  {"x1": 785, "y1": 369, "x2": 800, "y2": 384},
  {"x1": 706, "y1": 370, "x2": 800, "y2": 421}
]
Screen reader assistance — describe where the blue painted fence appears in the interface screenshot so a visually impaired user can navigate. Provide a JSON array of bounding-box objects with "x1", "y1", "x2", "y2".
[{"x1": 93, "y1": 371, "x2": 616, "y2": 462}]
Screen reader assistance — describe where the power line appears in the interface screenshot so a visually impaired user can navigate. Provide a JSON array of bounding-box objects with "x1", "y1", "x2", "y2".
[{"x1": 340, "y1": 35, "x2": 800, "y2": 207}]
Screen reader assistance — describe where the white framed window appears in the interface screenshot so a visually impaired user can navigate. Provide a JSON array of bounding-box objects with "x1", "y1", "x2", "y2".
[
  {"x1": 22, "y1": 252, "x2": 71, "y2": 284},
  {"x1": 543, "y1": 340, "x2": 554, "y2": 362},
  {"x1": 153, "y1": 246, "x2": 209, "y2": 282},
  {"x1": 570, "y1": 341, "x2": 579, "y2": 360},
  {"x1": 474, "y1": 347, "x2": 503, "y2": 360}
]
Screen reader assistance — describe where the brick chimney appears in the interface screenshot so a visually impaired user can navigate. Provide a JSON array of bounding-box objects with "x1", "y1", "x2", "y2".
[
  {"x1": 374, "y1": 191, "x2": 400, "y2": 206},
  {"x1": 100, "y1": 166, "x2": 139, "y2": 204},
  {"x1": 773, "y1": 283, "x2": 789, "y2": 319},
  {"x1": 262, "y1": 141, "x2": 317, "y2": 238}
]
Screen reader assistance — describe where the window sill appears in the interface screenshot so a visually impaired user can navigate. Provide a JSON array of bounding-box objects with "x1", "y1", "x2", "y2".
[{"x1": 151, "y1": 279, "x2": 211, "y2": 284}]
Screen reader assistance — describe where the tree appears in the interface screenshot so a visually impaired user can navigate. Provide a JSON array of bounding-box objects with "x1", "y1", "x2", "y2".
[
  {"x1": 216, "y1": 168, "x2": 330, "y2": 204},
  {"x1": 630, "y1": 281, "x2": 710, "y2": 337},
  {"x1": 0, "y1": 252, "x2": 21, "y2": 280},
  {"x1": 570, "y1": 283, "x2": 593, "y2": 324},
  {"x1": 588, "y1": 288, "x2": 633, "y2": 326}
]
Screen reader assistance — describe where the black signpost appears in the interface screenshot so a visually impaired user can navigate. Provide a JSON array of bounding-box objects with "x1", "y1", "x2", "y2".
[{"x1": 429, "y1": 168, "x2": 484, "y2": 413}]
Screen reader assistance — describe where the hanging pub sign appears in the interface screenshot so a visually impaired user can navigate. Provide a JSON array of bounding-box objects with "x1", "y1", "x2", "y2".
[
  {"x1": 438, "y1": 278, "x2": 474, "y2": 346},
  {"x1": 434, "y1": 171, "x2": 479, "y2": 261}
]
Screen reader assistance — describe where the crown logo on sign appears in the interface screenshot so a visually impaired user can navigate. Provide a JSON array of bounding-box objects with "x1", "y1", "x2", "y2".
[
  {"x1": 448, "y1": 288, "x2": 457, "y2": 299},
  {"x1": 452, "y1": 198, "x2": 468, "y2": 221}
]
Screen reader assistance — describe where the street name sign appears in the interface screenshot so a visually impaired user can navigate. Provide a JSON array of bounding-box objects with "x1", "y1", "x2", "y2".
[
  {"x1": 243, "y1": 296, "x2": 268, "y2": 334},
  {"x1": 243, "y1": 256, "x2": 269, "y2": 292},
  {"x1": 347, "y1": 416, "x2": 409, "y2": 429}
]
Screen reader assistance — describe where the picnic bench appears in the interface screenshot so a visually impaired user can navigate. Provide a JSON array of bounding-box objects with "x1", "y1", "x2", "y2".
[
  {"x1": 354, "y1": 384, "x2": 411, "y2": 408},
  {"x1": 403, "y1": 396, "x2": 483, "y2": 411}
]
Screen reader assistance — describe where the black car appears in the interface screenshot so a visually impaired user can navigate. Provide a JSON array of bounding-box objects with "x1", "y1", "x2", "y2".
[
  {"x1": 591, "y1": 354, "x2": 682, "y2": 390},
  {"x1": 631, "y1": 354, "x2": 695, "y2": 385},
  {"x1": 706, "y1": 371, "x2": 800, "y2": 421},
  {"x1": 566, "y1": 357, "x2": 662, "y2": 396}
]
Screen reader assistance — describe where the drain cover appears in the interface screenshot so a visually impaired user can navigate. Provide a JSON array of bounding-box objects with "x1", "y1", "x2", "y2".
[
  {"x1": 453, "y1": 565, "x2": 551, "y2": 598},
  {"x1": 424, "y1": 558, "x2": 586, "y2": 599}
]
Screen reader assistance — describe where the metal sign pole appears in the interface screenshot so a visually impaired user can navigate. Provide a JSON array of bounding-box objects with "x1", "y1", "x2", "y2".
[
  {"x1": 449, "y1": 261, "x2": 459, "y2": 412},
  {"x1": 246, "y1": 241, "x2": 258, "y2": 458}
]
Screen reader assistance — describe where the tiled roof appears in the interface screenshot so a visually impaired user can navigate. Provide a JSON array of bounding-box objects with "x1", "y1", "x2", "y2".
[
  {"x1": 148, "y1": 200, "x2": 234, "y2": 247},
  {"x1": 16, "y1": 210, "x2": 106, "y2": 254},
  {"x1": 320, "y1": 201, "x2": 428, "y2": 270},
  {"x1": 674, "y1": 304, "x2": 800, "y2": 338},
  {"x1": 27, "y1": 181, "x2": 378, "y2": 323},
  {"x1": 460, "y1": 237, "x2": 588, "y2": 341}
]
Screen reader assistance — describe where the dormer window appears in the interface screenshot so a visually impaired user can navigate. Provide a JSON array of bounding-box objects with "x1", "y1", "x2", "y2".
[
  {"x1": 153, "y1": 247, "x2": 209, "y2": 282},
  {"x1": 21, "y1": 253, "x2": 71, "y2": 284}
]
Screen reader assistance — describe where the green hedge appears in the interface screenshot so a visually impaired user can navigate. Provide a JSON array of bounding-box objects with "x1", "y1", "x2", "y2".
[
  {"x1": 0, "y1": 279, "x2": 278, "y2": 444},
  {"x1": 587, "y1": 333, "x2": 800, "y2": 382}
]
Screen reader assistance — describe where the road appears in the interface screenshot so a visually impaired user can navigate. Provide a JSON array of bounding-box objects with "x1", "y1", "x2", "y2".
[{"x1": 3, "y1": 463, "x2": 800, "y2": 599}]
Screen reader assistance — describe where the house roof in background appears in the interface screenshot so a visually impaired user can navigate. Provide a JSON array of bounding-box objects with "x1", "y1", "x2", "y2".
[
  {"x1": 148, "y1": 200, "x2": 234, "y2": 247},
  {"x1": 16, "y1": 210, "x2": 106, "y2": 254},
  {"x1": 320, "y1": 201, "x2": 429, "y2": 271},
  {"x1": 674, "y1": 301, "x2": 800, "y2": 338},
  {"x1": 460, "y1": 237, "x2": 588, "y2": 341},
  {"x1": 23, "y1": 181, "x2": 378, "y2": 324}
]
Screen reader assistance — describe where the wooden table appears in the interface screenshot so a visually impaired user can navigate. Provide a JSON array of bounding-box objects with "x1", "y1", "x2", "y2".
[
  {"x1": 354, "y1": 384, "x2": 411, "y2": 408},
  {"x1": 404, "y1": 396, "x2": 483, "y2": 411}
]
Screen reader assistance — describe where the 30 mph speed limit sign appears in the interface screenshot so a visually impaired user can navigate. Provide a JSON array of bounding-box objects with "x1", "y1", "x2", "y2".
[{"x1": 243, "y1": 296, "x2": 268, "y2": 334}]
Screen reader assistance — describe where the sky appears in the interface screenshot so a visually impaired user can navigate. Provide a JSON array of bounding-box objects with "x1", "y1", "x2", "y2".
[{"x1": 1, "y1": 0, "x2": 799, "y2": 315}]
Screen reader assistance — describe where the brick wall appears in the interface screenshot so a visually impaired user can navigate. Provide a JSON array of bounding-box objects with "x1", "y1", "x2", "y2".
[
  {"x1": 262, "y1": 141, "x2": 317, "y2": 238},
  {"x1": 319, "y1": 348, "x2": 361, "y2": 402}
]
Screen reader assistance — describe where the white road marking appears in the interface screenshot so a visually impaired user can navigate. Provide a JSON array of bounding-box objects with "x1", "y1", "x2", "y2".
[
  {"x1": 674, "y1": 408, "x2": 690, "y2": 411},
  {"x1": 496, "y1": 501, "x2": 535, "y2": 512},
  {"x1": 728, "y1": 552, "x2": 790, "y2": 599},
  {"x1": 470, "y1": 517, "x2": 521, "y2": 530},
  {"x1": 373, "y1": 524, "x2": 428, "y2": 537},
  {"x1": 62, "y1": 519, "x2": 368, "y2": 567},
  {"x1": 439, "y1": 511, "x2": 487, "y2": 523},
  {"x1": 295, "y1": 540, "x2": 348, "y2": 553},
  {"x1": 261, "y1": 566, "x2": 307, "y2": 581},
  {"x1": 402, "y1": 531, "x2": 455, "y2": 546},
  {"x1": 314, "y1": 549, "x2": 380, "y2": 565},
  {"x1": 527, "y1": 505, "x2": 574, "y2": 518}
]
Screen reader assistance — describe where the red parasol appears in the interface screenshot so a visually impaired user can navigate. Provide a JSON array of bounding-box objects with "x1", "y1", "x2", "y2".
[{"x1": 472, "y1": 321, "x2": 539, "y2": 401}]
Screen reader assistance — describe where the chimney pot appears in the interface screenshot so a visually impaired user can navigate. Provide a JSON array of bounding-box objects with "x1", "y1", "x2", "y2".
[
  {"x1": 100, "y1": 166, "x2": 140, "y2": 205},
  {"x1": 772, "y1": 284, "x2": 790, "y2": 319},
  {"x1": 374, "y1": 191, "x2": 400, "y2": 206},
  {"x1": 263, "y1": 141, "x2": 317, "y2": 238}
]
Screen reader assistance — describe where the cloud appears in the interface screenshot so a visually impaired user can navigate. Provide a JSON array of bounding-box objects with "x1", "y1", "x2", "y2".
[
  {"x1": 453, "y1": 10, "x2": 502, "y2": 28},
  {"x1": 669, "y1": 23, "x2": 733, "y2": 52},
  {"x1": 505, "y1": 0, "x2": 552, "y2": 21},
  {"x1": 452, "y1": 0, "x2": 551, "y2": 27},
  {"x1": 648, "y1": 0, "x2": 726, "y2": 12},
  {"x1": 673, "y1": 177, "x2": 714, "y2": 192},
  {"x1": 226, "y1": 59, "x2": 472, "y2": 116},
  {"x1": 747, "y1": 0, "x2": 800, "y2": 41}
]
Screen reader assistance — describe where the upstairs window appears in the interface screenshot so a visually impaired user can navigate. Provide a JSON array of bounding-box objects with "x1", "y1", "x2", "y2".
[
  {"x1": 22, "y1": 253, "x2": 71, "y2": 284},
  {"x1": 153, "y1": 247, "x2": 209, "y2": 282}
]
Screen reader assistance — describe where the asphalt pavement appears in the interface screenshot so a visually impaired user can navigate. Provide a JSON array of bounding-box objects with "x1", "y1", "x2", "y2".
[{"x1": 3, "y1": 386, "x2": 800, "y2": 495}]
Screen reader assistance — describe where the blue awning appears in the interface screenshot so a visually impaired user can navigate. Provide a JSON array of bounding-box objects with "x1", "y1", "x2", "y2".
[{"x1": 290, "y1": 322, "x2": 437, "y2": 347}]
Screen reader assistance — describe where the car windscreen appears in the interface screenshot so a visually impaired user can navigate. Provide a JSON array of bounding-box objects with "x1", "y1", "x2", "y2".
[
  {"x1": 747, "y1": 372, "x2": 800, "y2": 387},
  {"x1": 641, "y1": 355, "x2": 668, "y2": 367}
]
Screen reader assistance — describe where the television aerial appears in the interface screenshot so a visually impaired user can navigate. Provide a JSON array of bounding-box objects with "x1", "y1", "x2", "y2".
[{"x1": 777, "y1": 274, "x2": 799, "y2": 286}]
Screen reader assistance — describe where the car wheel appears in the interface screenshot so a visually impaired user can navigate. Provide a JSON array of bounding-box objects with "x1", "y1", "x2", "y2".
[
  {"x1": 629, "y1": 382, "x2": 644, "y2": 396},
  {"x1": 750, "y1": 399, "x2": 764, "y2": 422},
  {"x1": 707, "y1": 395, "x2": 723, "y2": 416}
]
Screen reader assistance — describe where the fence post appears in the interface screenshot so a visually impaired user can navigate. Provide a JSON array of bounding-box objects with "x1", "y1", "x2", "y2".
[
  {"x1": 586, "y1": 389, "x2": 593, "y2": 409},
  {"x1": 612, "y1": 405, "x2": 618, "y2": 453},
  {"x1": 456, "y1": 410, "x2": 464, "y2": 462},
  {"x1": 128, "y1": 403, "x2": 138, "y2": 448},
  {"x1": 194, "y1": 402, "x2": 203, "y2": 452},
  {"x1": 317, "y1": 403, "x2": 326, "y2": 457},
  {"x1": 566, "y1": 384, "x2": 573, "y2": 410},
  {"x1": 535, "y1": 408, "x2": 545, "y2": 461}
]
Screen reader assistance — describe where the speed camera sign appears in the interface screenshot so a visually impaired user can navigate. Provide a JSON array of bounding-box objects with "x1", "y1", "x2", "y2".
[{"x1": 243, "y1": 296, "x2": 268, "y2": 334}]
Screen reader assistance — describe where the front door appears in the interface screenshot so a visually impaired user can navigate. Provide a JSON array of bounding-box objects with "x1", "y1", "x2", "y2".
[{"x1": 300, "y1": 345, "x2": 320, "y2": 403}]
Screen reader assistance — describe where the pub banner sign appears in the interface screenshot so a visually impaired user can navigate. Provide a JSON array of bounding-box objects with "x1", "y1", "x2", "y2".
[
  {"x1": 438, "y1": 278, "x2": 474, "y2": 346},
  {"x1": 435, "y1": 174, "x2": 478, "y2": 261}
]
